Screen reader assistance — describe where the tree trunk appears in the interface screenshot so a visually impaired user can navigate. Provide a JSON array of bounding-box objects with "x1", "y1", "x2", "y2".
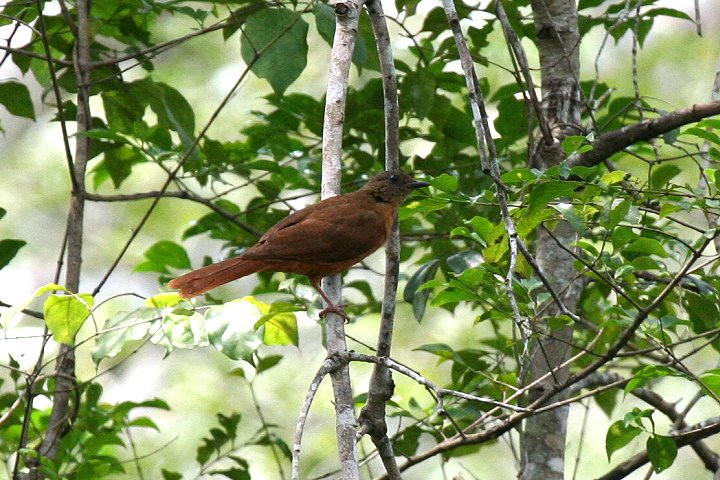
[{"x1": 521, "y1": 1, "x2": 582, "y2": 479}]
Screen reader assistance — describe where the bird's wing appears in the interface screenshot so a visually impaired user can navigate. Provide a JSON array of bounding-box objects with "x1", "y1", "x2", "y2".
[{"x1": 242, "y1": 198, "x2": 390, "y2": 264}]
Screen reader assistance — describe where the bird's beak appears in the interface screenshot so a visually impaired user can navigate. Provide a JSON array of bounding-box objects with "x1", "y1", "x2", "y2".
[{"x1": 409, "y1": 180, "x2": 430, "y2": 189}]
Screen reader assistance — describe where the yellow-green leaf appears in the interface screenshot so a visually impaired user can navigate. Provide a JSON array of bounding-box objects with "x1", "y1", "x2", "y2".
[
  {"x1": 146, "y1": 292, "x2": 183, "y2": 308},
  {"x1": 44, "y1": 293, "x2": 94, "y2": 344},
  {"x1": 601, "y1": 170, "x2": 627, "y2": 185}
]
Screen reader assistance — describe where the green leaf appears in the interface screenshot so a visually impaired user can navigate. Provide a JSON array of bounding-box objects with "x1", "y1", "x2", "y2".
[
  {"x1": 204, "y1": 298, "x2": 264, "y2": 361},
  {"x1": 0, "y1": 81, "x2": 35, "y2": 120},
  {"x1": 259, "y1": 306, "x2": 299, "y2": 347},
  {"x1": 312, "y1": 3, "x2": 375, "y2": 71},
  {"x1": 601, "y1": 170, "x2": 627, "y2": 185},
  {"x1": 646, "y1": 435, "x2": 677, "y2": 472},
  {"x1": 562, "y1": 135, "x2": 590, "y2": 154},
  {"x1": 44, "y1": 293, "x2": 94, "y2": 345},
  {"x1": 429, "y1": 173, "x2": 458, "y2": 193},
  {"x1": 683, "y1": 292, "x2": 719, "y2": 333},
  {"x1": 699, "y1": 369, "x2": 720, "y2": 397},
  {"x1": 157, "y1": 83, "x2": 195, "y2": 138},
  {"x1": 256, "y1": 354, "x2": 283, "y2": 374},
  {"x1": 153, "y1": 311, "x2": 209, "y2": 351},
  {"x1": 100, "y1": 144, "x2": 141, "y2": 188},
  {"x1": 0, "y1": 238, "x2": 26, "y2": 270},
  {"x1": 138, "y1": 241, "x2": 191, "y2": 273},
  {"x1": 645, "y1": 7, "x2": 692, "y2": 21},
  {"x1": 402, "y1": 68, "x2": 436, "y2": 119},
  {"x1": 650, "y1": 164, "x2": 682, "y2": 189},
  {"x1": 91, "y1": 308, "x2": 158, "y2": 365},
  {"x1": 606, "y1": 420, "x2": 642, "y2": 460},
  {"x1": 594, "y1": 388, "x2": 618, "y2": 418},
  {"x1": 393, "y1": 425, "x2": 422, "y2": 456},
  {"x1": 313, "y1": 3, "x2": 335, "y2": 45},
  {"x1": 128, "y1": 416, "x2": 160, "y2": 430},
  {"x1": 527, "y1": 181, "x2": 578, "y2": 215},
  {"x1": 211, "y1": 467, "x2": 250, "y2": 480},
  {"x1": 607, "y1": 198, "x2": 631, "y2": 229},
  {"x1": 684, "y1": 127, "x2": 720, "y2": 145},
  {"x1": 624, "y1": 365, "x2": 680, "y2": 394},
  {"x1": 241, "y1": 9, "x2": 309, "y2": 95},
  {"x1": 413, "y1": 343, "x2": 454, "y2": 361},
  {"x1": 146, "y1": 293, "x2": 183, "y2": 308},
  {"x1": 552, "y1": 203, "x2": 586, "y2": 233},
  {"x1": 161, "y1": 469, "x2": 183, "y2": 480},
  {"x1": 623, "y1": 237, "x2": 669, "y2": 258},
  {"x1": 501, "y1": 167, "x2": 537, "y2": 184},
  {"x1": 403, "y1": 260, "x2": 440, "y2": 321}
]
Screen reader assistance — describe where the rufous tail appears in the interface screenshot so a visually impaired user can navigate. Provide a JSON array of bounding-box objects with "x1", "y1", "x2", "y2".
[{"x1": 167, "y1": 257, "x2": 267, "y2": 298}]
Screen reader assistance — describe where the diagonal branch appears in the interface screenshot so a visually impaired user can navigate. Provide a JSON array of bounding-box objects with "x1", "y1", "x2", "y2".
[{"x1": 571, "y1": 101, "x2": 720, "y2": 167}]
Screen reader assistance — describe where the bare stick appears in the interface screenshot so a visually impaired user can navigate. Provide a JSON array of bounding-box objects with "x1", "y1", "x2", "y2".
[
  {"x1": 319, "y1": 0, "x2": 366, "y2": 478},
  {"x1": 357, "y1": 0, "x2": 402, "y2": 478},
  {"x1": 440, "y1": 0, "x2": 530, "y2": 362}
]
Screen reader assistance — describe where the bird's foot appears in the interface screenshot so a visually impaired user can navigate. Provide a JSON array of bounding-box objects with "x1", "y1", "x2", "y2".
[{"x1": 319, "y1": 304, "x2": 349, "y2": 322}]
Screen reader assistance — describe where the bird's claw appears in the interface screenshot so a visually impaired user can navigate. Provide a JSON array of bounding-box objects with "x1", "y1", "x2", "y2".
[{"x1": 319, "y1": 304, "x2": 350, "y2": 322}]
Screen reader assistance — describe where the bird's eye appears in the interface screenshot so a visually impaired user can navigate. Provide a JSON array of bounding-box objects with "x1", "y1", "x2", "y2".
[{"x1": 390, "y1": 174, "x2": 399, "y2": 183}]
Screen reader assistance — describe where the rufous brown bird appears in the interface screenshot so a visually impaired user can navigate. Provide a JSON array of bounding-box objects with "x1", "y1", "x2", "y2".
[{"x1": 167, "y1": 170, "x2": 429, "y2": 318}]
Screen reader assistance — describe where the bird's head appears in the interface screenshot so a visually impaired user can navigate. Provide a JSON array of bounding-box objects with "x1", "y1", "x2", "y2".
[{"x1": 362, "y1": 170, "x2": 430, "y2": 206}]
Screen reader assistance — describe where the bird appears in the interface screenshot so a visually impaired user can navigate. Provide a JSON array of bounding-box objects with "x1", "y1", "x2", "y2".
[{"x1": 167, "y1": 170, "x2": 430, "y2": 318}]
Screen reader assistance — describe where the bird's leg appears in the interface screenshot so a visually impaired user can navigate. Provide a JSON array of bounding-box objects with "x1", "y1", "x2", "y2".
[{"x1": 311, "y1": 279, "x2": 349, "y2": 321}]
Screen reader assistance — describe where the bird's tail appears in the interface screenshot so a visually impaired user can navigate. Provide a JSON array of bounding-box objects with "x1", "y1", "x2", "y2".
[{"x1": 167, "y1": 257, "x2": 268, "y2": 298}]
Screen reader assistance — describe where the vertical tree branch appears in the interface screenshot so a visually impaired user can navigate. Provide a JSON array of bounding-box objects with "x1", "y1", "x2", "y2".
[
  {"x1": 320, "y1": 1, "x2": 365, "y2": 478},
  {"x1": 357, "y1": 0, "x2": 402, "y2": 477},
  {"x1": 521, "y1": 1, "x2": 582, "y2": 479},
  {"x1": 30, "y1": 0, "x2": 92, "y2": 475},
  {"x1": 441, "y1": 0, "x2": 530, "y2": 363}
]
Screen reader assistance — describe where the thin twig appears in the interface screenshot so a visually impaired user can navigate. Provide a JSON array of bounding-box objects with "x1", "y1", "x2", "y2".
[{"x1": 357, "y1": 1, "x2": 402, "y2": 477}]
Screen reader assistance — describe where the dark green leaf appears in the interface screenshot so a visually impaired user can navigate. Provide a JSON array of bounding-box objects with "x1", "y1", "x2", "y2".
[
  {"x1": 403, "y1": 260, "x2": 440, "y2": 321},
  {"x1": 624, "y1": 365, "x2": 680, "y2": 395},
  {"x1": 647, "y1": 435, "x2": 677, "y2": 472},
  {"x1": 622, "y1": 237, "x2": 669, "y2": 258},
  {"x1": 211, "y1": 467, "x2": 250, "y2": 480},
  {"x1": 99, "y1": 145, "x2": 142, "y2": 188},
  {"x1": 241, "y1": 9, "x2": 308, "y2": 94},
  {"x1": 138, "y1": 241, "x2": 191, "y2": 274},
  {"x1": 393, "y1": 425, "x2": 422, "y2": 456},
  {"x1": 684, "y1": 291, "x2": 718, "y2": 334},
  {"x1": 527, "y1": 181, "x2": 579, "y2": 214},
  {"x1": 161, "y1": 469, "x2": 183, "y2": 480},
  {"x1": 413, "y1": 343, "x2": 454, "y2": 361},
  {"x1": 0, "y1": 238, "x2": 26, "y2": 270},
  {"x1": 312, "y1": 4, "x2": 335, "y2": 45},
  {"x1": 429, "y1": 173, "x2": 458, "y2": 193},
  {"x1": 256, "y1": 354, "x2": 283, "y2": 374},
  {"x1": 606, "y1": 420, "x2": 642, "y2": 460},
  {"x1": 645, "y1": 7, "x2": 693, "y2": 21},
  {"x1": 402, "y1": 68, "x2": 436, "y2": 119},
  {"x1": 650, "y1": 164, "x2": 681, "y2": 189},
  {"x1": 0, "y1": 81, "x2": 35, "y2": 120},
  {"x1": 607, "y1": 198, "x2": 631, "y2": 229}
]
